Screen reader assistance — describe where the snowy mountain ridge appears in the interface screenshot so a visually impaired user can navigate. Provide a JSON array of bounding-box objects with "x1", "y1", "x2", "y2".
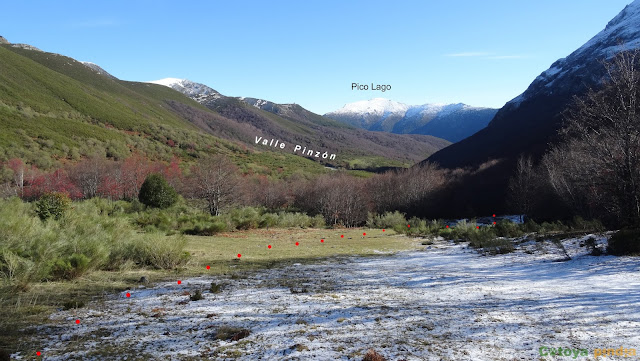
[
  {"x1": 327, "y1": 98, "x2": 491, "y2": 119},
  {"x1": 147, "y1": 78, "x2": 296, "y2": 113},
  {"x1": 81, "y1": 61, "x2": 117, "y2": 80},
  {"x1": 148, "y1": 78, "x2": 222, "y2": 101},
  {"x1": 332, "y1": 98, "x2": 411, "y2": 118},
  {"x1": 325, "y1": 98, "x2": 497, "y2": 142},
  {"x1": 507, "y1": 0, "x2": 640, "y2": 108},
  {"x1": 426, "y1": 0, "x2": 640, "y2": 214}
]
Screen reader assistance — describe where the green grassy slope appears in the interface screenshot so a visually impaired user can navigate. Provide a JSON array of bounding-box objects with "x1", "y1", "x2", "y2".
[
  {"x1": 0, "y1": 45, "x2": 330, "y2": 175},
  {"x1": 208, "y1": 96, "x2": 451, "y2": 170},
  {"x1": 1, "y1": 45, "x2": 203, "y2": 131},
  {"x1": 0, "y1": 43, "x2": 449, "y2": 175}
]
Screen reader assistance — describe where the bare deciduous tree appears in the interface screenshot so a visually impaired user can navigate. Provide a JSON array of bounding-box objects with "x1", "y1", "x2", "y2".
[
  {"x1": 68, "y1": 155, "x2": 104, "y2": 199},
  {"x1": 546, "y1": 49, "x2": 640, "y2": 225},
  {"x1": 508, "y1": 155, "x2": 538, "y2": 215},
  {"x1": 367, "y1": 171, "x2": 397, "y2": 214},
  {"x1": 190, "y1": 155, "x2": 239, "y2": 216},
  {"x1": 246, "y1": 176, "x2": 289, "y2": 210}
]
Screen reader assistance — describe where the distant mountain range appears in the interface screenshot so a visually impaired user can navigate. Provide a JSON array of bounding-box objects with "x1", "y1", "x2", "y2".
[
  {"x1": 146, "y1": 78, "x2": 450, "y2": 168},
  {"x1": 0, "y1": 37, "x2": 450, "y2": 178},
  {"x1": 324, "y1": 98, "x2": 498, "y2": 143},
  {"x1": 421, "y1": 0, "x2": 640, "y2": 217}
]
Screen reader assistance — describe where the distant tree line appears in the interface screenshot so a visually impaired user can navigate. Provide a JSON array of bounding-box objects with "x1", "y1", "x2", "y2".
[
  {"x1": 2, "y1": 52, "x2": 638, "y2": 229},
  {"x1": 0, "y1": 150, "x2": 448, "y2": 227}
]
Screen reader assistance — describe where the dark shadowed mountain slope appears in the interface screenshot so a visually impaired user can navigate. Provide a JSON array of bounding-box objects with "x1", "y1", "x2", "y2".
[
  {"x1": 428, "y1": 1, "x2": 640, "y2": 169},
  {"x1": 413, "y1": 1, "x2": 640, "y2": 218}
]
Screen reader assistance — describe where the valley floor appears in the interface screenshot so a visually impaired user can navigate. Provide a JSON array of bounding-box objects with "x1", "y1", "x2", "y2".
[{"x1": 15, "y1": 235, "x2": 640, "y2": 360}]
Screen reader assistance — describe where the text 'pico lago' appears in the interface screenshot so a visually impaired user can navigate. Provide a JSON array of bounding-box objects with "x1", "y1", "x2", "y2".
[
  {"x1": 351, "y1": 83, "x2": 391, "y2": 92},
  {"x1": 255, "y1": 136, "x2": 337, "y2": 160}
]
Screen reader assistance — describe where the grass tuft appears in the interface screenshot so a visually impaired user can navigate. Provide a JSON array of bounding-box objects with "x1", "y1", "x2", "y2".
[
  {"x1": 362, "y1": 349, "x2": 387, "y2": 361},
  {"x1": 189, "y1": 289, "x2": 203, "y2": 301},
  {"x1": 214, "y1": 326, "x2": 250, "y2": 341}
]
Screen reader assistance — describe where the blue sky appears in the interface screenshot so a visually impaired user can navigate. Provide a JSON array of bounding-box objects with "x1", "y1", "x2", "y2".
[{"x1": 1, "y1": 0, "x2": 633, "y2": 114}]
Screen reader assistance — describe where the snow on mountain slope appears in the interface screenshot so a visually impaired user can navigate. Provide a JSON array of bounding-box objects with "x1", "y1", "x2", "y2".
[
  {"x1": 403, "y1": 103, "x2": 447, "y2": 119},
  {"x1": 80, "y1": 61, "x2": 117, "y2": 80},
  {"x1": 325, "y1": 99, "x2": 497, "y2": 142},
  {"x1": 505, "y1": 0, "x2": 640, "y2": 109},
  {"x1": 425, "y1": 1, "x2": 640, "y2": 215},
  {"x1": 576, "y1": 0, "x2": 640, "y2": 60},
  {"x1": 323, "y1": 98, "x2": 408, "y2": 130},
  {"x1": 332, "y1": 98, "x2": 411, "y2": 117},
  {"x1": 148, "y1": 77, "x2": 184, "y2": 87},
  {"x1": 148, "y1": 78, "x2": 222, "y2": 102}
]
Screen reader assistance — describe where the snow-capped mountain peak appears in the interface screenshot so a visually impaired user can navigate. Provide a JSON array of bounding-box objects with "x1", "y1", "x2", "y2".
[
  {"x1": 506, "y1": 0, "x2": 640, "y2": 109},
  {"x1": 147, "y1": 78, "x2": 222, "y2": 101},
  {"x1": 332, "y1": 98, "x2": 410, "y2": 116},
  {"x1": 429, "y1": 0, "x2": 640, "y2": 170},
  {"x1": 148, "y1": 77, "x2": 186, "y2": 88},
  {"x1": 81, "y1": 61, "x2": 117, "y2": 79},
  {"x1": 325, "y1": 99, "x2": 498, "y2": 142},
  {"x1": 579, "y1": 0, "x2": 640, "y2": 57}
]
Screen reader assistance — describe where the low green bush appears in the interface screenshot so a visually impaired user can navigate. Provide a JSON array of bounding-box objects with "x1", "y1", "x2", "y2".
[
  {"x1": 190, "y1": 289, "x2": 204, "y2": 301},
  {"x1": 570, "y1": 216, "x2": 604, "y2": 232},
  {"x1": 182, "y1": 221, "x2": 227, "y2": 236},
  {"x1": 272, "y1": 212, "x2": 324, "y2": 229},
  {"x1": 449, "y1": 219, "x2": 478, "y2": 242},
  {"x1": 471, "y1": 237, "x2": 515, "y2": 255},
  {"x1": 494, "y1": 220, "x2": 524, "y2": 238},
  {"x1": 110, "y1": 235, "x2": 189, "y2": 270},
  {"x1": 210, "y1": 282, "x2": 223, "y2": 293},
  {"x1": 0, "y1": 197, "x2": 189, "y2": 284},
  {"x1": 540, "y1": 221, "x2": 569, "y2": 233},
  {"x1": 366, "y1": 211, "x2": 407, "y2": 229},
  {"x1": 275, "y1": 212, "x2": 309, "y2": 228},
  {"x1": 138, "y1": 174, "x2": 178, "y2": 209},
  {"x1": 48, "y1": 253, "x2": 90, "y2": 280},
  {"x1": 89, "y1": 198, "x2": 130, "y2": 216},
  {"x1": 259, "y1": 213, "x2": 278, "y2": 229},
  {"x1": 35, "y1": 192, "x2": 71, "y2": 221},
  {"x1": 309, "y1": 214, "x2": 326, "y2": 228},
  {"x1": 522, "y1": 219, "x2": 541, "y2": 233},
  {"x1": 136, "y1": 211, "x2": 175, "y2": 232},
  {"x1": 608, "y1": 229, "x2": 640, "y2": 255},
  {"x1": 62, "y1": 298, "x2": 86, "y2": 310},
  {"x1": 584, "y1": 236, "x2": 603, "y2": 256},
  {"x1": 229, "y1": 207, "x2": 261, "y2": 230},
  {"x1": 466, "y1": 228, "x2": 497, "y2": 248},
  {"x1": 132, "y1": 205, "x2": 326, "y2": 235},
  {"x1": 437, "y1": 227, "x2": 454, "y2": 239}
]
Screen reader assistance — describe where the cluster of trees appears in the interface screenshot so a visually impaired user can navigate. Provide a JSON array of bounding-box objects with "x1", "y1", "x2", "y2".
[
  {"x1": 0, "y1": 154, "x2": 182, "y2": 201},
  {"x1": 0, "y1": 150, "x2": 448, "y2": 227},
  {"x1": 509, "y1": 50, "x2": 640, "y2": 228},
  {"x1": 5, "y1": 51, "x2": 639, "y2": 230}
]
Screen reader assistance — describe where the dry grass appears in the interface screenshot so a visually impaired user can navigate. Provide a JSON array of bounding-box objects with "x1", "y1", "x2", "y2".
[
  {"x1": 214, "y1": 326, "x2": 251, "y2": 341},
  {"x1": 0, "y1": 227, "x2": 419, "y2": 356},
  {"x1": 362, "y1": 349, "x2": 387, "y2": 361}
]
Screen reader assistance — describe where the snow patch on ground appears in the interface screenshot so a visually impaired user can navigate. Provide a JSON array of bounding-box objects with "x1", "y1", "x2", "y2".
[{"x1": 18, "y1": 234, "x2": 640, "y2": 360}]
